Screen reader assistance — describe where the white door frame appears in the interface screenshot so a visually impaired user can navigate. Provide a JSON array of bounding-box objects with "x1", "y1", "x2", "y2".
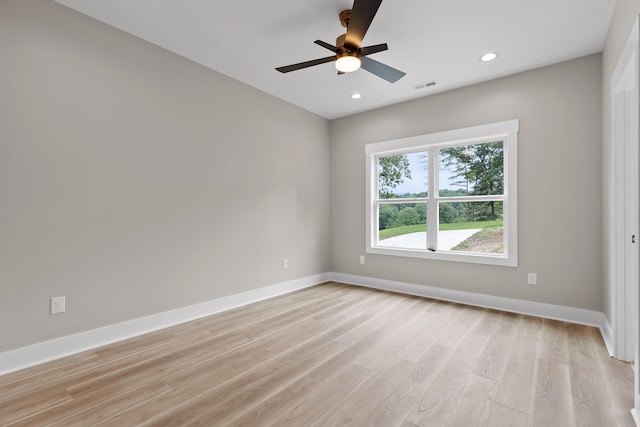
[{"x1": 611, "y1": 15, "x2": 640, "y2": 422}]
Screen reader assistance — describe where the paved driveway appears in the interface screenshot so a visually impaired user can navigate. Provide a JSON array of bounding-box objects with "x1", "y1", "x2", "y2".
[{"x1": 377, "y1": 229, "x2": 481, "y2": 250}]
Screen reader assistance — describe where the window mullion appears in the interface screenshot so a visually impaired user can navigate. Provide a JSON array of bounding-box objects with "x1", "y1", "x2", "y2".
[{"x1": 427, "y1": 149, "x2": 438, "y2": 251}]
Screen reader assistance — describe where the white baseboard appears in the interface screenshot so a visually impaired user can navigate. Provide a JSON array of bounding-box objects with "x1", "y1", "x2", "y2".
[
  {"x1": 330, "y1": 272, "x2": 608, "y2": 330},
  {"x1": 0, "y1": 273, "x2": 329, "y2": 376},
  {"x1": 599, "y1": 316, "x2": 615, "y2": 357},
  {"x1": 0, "y1": 271, "x2": 613, "y2": 377},
  {"x1": 632, "y1": 408, "x2": 640, "y2": 427}
]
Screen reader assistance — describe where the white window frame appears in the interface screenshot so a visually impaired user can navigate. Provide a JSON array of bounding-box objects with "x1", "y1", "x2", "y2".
[{"x1": 365, "y1": 119, "x2": 519, "y2": 267}]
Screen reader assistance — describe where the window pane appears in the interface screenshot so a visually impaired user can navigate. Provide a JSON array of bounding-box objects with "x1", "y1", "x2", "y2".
[
  {"x1": 378, "y1": 152, "x2": 428, "y2": 199},
  {"x1": 438, "y1": 201, "x2": 504, "y2": 254},
  {"x1": 377, "y1": 203, "x2": 427, "y2": 249},
  {"x1": 438, "y1": 141, "x2": 504, "y2": 196}
]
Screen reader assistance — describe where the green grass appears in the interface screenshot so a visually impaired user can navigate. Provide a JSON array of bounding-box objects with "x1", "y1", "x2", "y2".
[
  {"x1": 439, "y1": 219, "x2": 503, "y2": 231},
  {"x1": 378, "y1": 220, "x2": 503, "y2": 240},
  {"x1": 379, "y1": 224, "x2": 425, "y2": 239}
]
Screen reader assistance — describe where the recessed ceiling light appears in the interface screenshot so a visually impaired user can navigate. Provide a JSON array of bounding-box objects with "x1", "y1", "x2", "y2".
[
  {"x1": 480, "y1": 52, "x2": 499, "y2": 62},
  {"x1": 351, "y1": 93, "x2": 363, "y2": 99}
]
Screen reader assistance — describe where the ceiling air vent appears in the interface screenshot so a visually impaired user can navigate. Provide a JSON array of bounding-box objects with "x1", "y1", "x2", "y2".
[{"x1": 413, "y1": 81, "x2": 437, "y2": 90}]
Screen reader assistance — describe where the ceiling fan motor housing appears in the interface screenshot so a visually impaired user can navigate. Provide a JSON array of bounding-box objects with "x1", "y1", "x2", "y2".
[
  {"x1": 335, "y1": 33, "x2": 361, "y2": 72},
  {"x1": 335, "y1": 34, "x2": 359, "y2": 54},
  {"x1": 339, "y1": 9, "x2": 351, "y2": 28}
]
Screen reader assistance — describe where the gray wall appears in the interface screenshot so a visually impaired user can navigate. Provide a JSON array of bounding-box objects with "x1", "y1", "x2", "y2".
[
  {"x1": 0, "y1": 0, "x2": 612, "y2": 355},
  {"x1": 0, "y1": 1, "x2": 330, "y2": 352},
  {"x1": 330, "y1": 54, "x2": 603, "y2": 311},
  {"x1": 601, "y1": 0, "x2": 640, "y2": 327}
]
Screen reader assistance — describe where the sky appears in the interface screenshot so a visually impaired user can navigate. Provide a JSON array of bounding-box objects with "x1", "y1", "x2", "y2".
[{"x1": 391, "y1": 152, "x2": 458, "y2": 195}]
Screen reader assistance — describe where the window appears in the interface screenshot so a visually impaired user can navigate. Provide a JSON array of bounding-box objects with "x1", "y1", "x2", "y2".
[{"x1": 365, "y1": 120, "x2": 518, "y2": 266}]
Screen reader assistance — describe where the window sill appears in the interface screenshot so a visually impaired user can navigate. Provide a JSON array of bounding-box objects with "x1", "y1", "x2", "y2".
[{"x1": 366, "y1": 246, "x2": 518, "y2": 267}]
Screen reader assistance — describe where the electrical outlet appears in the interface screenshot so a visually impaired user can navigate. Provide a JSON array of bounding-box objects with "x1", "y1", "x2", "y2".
[
  {"x1": 359, "y1": 255, "x2": 365, "y2": 265},
  {"x1": 528, "y1": 273, "x2": 537, "y2": 285},
  {"x1": 283, "y1": 259, "x2": 288, "y2": 269},
  {"x1": 51, "y1": 296, "x2": 66, "y2": 314}
]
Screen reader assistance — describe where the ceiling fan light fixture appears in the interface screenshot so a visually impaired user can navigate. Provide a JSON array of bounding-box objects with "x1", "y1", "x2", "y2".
[{"x1": 336, "y1": 52, "x2": 361, "y2": 73}]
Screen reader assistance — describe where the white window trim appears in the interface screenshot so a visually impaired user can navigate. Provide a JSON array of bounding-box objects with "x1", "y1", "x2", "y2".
[{"x1": 365, "y1": 119, "x2": 519, "y2": 267}]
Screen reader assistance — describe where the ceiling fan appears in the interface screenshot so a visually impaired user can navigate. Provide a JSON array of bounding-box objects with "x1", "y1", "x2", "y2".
[{"x1": 275, "y1": 0, "x2": 405, "y2": 83}]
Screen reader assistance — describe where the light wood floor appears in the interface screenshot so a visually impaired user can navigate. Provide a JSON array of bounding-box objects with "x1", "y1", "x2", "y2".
[{"x1": 0, "y1": 282, "x2": 634, "y2": 426}]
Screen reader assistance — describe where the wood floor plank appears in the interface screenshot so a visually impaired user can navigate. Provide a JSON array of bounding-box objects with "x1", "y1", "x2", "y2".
[
  {"x1": 153, "y1": 296, "x2": 388, "y2": 425},
  {"x1": 313, "y1": 372, "x2": 400, "y2": 426},
  {"x1": 286, "y1": 321, "x2": 401, "y2": 398},
  {"x1": 431, "y1": 304, "x2": 485, "y2": 349},
  {"x1": 495, "y1": 317, "x2": 539, "y2": 414},
  {"x1": 310, "y1": 287, "x2": 383, "y2": 323},
  {"x1": 472, "y1": 312, "x2": 519, "y2": 382},
  {"x1": 96, "y1": 286, "x2": 390, "y2": 426},
  {"x1": 405, "y1": 332, "x2": 490, "y2": 426},
  {"x1": 333, "y1": 294, "x2": 418, "y2": 344},
  {"x1": 127, "y1": 290, "x2": 415, "y2": 425},
  {"x1": 472, "y1": 337, "x2": 512, "y2": 383},
  {"x1": 13, "y1": 380, "x2": 173, "y2": 427},
  {"x1": 0, "y1": 330, "x2": 205, "y2": 421},
  {"x1": 316, "y1": 344, "x2": 452, "y2": 427},
  {"x1": 238, "y1": 299, "x2": 342, "y2": 340},
  {"x1": 0, "y1": 331, "x2": 181, "y2": 402},
  {"x1": 592, "y1": 341, "x2": 636, "y2": 426},
  {"x1": 444, "y1": 374, "x2": 498, "y2": 426},
  {"x1": 0, "y1": 350, "x2": 97, "y2": 389},
  {"x1": 531, "y1": 359, "x2": 575, "y2": 427},
  {"x1": 280, "y1": 364, "x2": 374, "y2": 427},
  {"x1": 224, "y1": 387, "x2": 306, "y2": 427},
  {"x1": 395, "y1": 310, "x2": 456, "y2": 363},
  {"x1": 565, "y1": 323, "x2": 598, "y2": 361},
  {"x1": 573, "y1": 398, "x2": 616, "y2": 427},
  {"x1": 0, "y1": 390, "x2": 73, "y2": 426},
  {"x1": 537, "y1": 318, "x2": 569, "y2": 365},
  {"x1": 354, "y1": 298, "x2": 438, "y2": 372},
  {"x1": 284, "y1": 293, "x2": 424, "y2": 400},
  {"x1": 0, "y1": 282, "x2": 635, "y2": 427},
  {"x1": 360, "y1": 352, "x2": 450, "y2": 427},
  {"x1": 142, "y1": 340, "x2": 349, "y2": 426},
  {"x1": 518, "y1": 314, "x2": 543, "y2": 338},
  {"x1": 185, "y1": 283, "x2": 346, "y2": 337},
  {"x1": 470, "y1": 309, "x2": 518, "y2": 338},
  {"x1": 487, "y1": 404, "x2": 530, "y2": 426},
  {"x1": 569, "y1": 357, "x2": 612, "y2": 405},
  {"x1": 138, "y1": 336, "x2": 331, "y2": 422}
]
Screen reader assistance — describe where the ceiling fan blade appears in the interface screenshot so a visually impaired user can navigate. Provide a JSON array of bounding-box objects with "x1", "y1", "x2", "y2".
[
  {"x1": 345, "y1": 0, "x2": 383, "y2": 48},
  {"x1": 359, "y1": 43, "x2": 388, "y2": 57},
  {"x1": 314, "y1": 40, "x2": 338, "y2": 52},
  {"x1": 276, "y1": 56, "x2": 336, "y2": 73},
  {"x1": 360, "y1": 56, "x2": 405, "y2": 83}
]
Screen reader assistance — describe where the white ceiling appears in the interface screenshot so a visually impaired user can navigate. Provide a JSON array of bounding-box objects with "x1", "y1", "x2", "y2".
[{"x1": 54, "y1": 0, "x2": 616, "y2": 120}]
